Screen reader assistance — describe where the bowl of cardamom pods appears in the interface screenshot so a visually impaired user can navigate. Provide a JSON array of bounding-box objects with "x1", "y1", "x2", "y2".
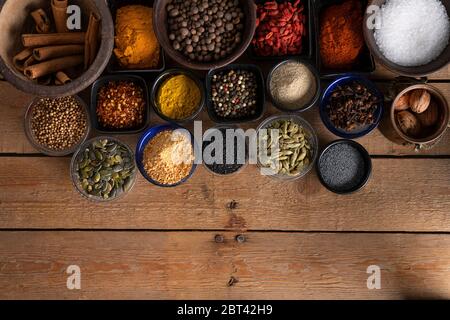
[
  {"x1": 256, "y1": 114, "x2": 318, "y2": 181},
  {"x1": 70, "y1": 136, "x2": 137, "y2": 201}
]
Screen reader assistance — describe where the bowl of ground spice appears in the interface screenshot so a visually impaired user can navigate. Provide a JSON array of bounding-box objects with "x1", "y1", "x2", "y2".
[
  {"x1": 267, "y1": 59, "x2": 320, "y2": 112},
  {"x1": 107, "y1": 1, "x2": 165, "y2": 73},
  {"x1": 136, "y1": 124, "x2": 197, "y2": 187},
  {"x1": 151, "y1": 69, "x2": 205, "y2": 123},
  {"x1": 24, "y1": 95, "x2": 90, "y2": 156},
  {"x1": 317, "y1": 139, "x2": 372, "y2": 194},
  {"x1": 91, "y1": 75, "x2": 149, "y2": 134},
  {"x1": 320, "y1": 74, "x2": 384, "y2": 139},
  {"x1": 316, "y1": 0, "x2": 375, "y2": 76}
]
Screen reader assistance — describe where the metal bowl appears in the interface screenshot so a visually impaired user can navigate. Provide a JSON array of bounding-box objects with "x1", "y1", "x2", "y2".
[
  {"x1": 363, "y1": 0, "x2": 450, "y2": 77},
  {"x1": 267, "y1": 58, "x2": 321, "y2": 113}
]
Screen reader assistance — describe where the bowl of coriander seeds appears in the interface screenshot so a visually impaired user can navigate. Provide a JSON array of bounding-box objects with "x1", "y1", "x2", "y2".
[{"x1": 24, "y1": 96, "x2": 91, "y2": 156}]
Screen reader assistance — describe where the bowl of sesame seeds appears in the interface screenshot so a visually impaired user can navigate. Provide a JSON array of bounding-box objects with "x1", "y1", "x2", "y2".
[{"x1": 24, "y1": 95, "x2": 91, "y2": 156}]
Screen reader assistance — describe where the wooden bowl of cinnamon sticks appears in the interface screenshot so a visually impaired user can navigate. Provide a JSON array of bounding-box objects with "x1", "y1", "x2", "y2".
[{"x1": 0, "y1": 0, "x2": 114, "y2": 98}]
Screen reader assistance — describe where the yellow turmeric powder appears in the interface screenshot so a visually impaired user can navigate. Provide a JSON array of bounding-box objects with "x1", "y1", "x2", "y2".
[
  {"x1": 114, "y1": 5, "x2": 160, "y2": 69},
  {"x1": 157, "y1": 75, "x2": 201, "y2": 120}
]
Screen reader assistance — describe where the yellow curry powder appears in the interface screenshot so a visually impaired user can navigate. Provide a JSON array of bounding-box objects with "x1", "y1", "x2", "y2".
[{"x1": 157, "y1": 75, "x2": 201, "y2": 120}]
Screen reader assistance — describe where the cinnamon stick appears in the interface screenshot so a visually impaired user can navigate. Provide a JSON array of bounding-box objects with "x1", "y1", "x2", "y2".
[
  {"x1": 24, "y1": 56, "x2": 36, "y2": 68},
  {"x1": 31, "y1": 9, "x2": 51, "y2": 34},
  {"x1": 22, "y1": 33, "x2": 85, "y2": 47},
  {"x1": 84, "y1": 13, "x2": 101, "y2": 69},
  {"x1": 51, "y1": 0, "x2": 69, "y2": 33},
  {"x1": 24, "y1": 55, "x2": 83, "y2": 80},
  {"x1": 13, "y1": 48, "x2": 33, "y2": 71},
  {"x1": 55, "y1": 71, "x2": 71, "y2": 84},
  {"x1": 33, "y1": 44, "x2": 84, "y2": 61}
]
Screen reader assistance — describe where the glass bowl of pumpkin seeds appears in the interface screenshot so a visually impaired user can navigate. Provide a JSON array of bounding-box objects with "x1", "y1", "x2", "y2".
[
  {"x1": 70, "y1": 136, "x2": 137, "y2": 201},
  {"x1": 256, "y1": 114, "x2": 318, "y2": 181}
]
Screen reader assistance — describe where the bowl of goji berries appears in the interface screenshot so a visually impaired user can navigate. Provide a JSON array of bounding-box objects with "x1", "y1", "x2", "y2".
[{"x1": 250, "y1": 0, "x2": 313, "y2": 60}]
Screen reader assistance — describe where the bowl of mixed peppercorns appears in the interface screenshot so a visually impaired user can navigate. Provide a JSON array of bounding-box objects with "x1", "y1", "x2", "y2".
[
  {"x1": 206, "y1": 64, "x2": 266, "y2": 123},
  {"x1": 153, "y1": 0, "x2": 256, "y2": 70},
  {"x1": 24, "y1": 95, "x2": 91, "y2": 156}
]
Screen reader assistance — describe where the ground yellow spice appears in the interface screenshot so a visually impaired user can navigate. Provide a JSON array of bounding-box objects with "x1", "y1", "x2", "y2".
[
  {"x1": 157, "y1": 75, "x2": 201, "y2": 120},
  {"x1": 143, "y1": 130, "x2": 194, "y2": 185},
  {"x1": 114, "y1": 5, "x2": 160, "y2": 69}
]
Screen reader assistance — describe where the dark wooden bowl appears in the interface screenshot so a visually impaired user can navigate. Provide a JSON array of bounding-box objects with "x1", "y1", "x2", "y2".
[
  {"x1": 0, "y1": 0, "x2": 114, "y2": 98},
  {"x1": 153, "y1": 0, "x2": 256, "y2": 71},
  {"x1": 363, "y1": 0, "x2": 450, "y2": 77}
]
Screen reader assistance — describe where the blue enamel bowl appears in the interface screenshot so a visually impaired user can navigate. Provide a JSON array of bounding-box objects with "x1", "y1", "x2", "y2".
[
  {"x1": 136, "y1": 124, "x2": 198, "y2": 187},
  {"x1": 319, "y1": 74, "x2": 384, "y2": 139}
]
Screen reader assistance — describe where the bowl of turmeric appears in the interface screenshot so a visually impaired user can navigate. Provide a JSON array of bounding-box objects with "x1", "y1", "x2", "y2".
[{"x1": 151, "y1": 68, "x2": 205, "y2": 124}]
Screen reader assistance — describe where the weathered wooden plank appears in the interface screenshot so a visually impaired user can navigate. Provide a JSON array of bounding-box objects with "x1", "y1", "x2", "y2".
[
  {"x1": 1, "y1": 81, "x2": 449, "y2": 156},
  {"x1": 0, "y1": 157, "x2": 448, "y2": 231},
  {"x1": 0, "y1": 231, "x2": 449, "y2": 299}
]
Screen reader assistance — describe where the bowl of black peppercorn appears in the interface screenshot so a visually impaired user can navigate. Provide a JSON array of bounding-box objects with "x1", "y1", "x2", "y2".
[{"x1": 206, "y1": 64, "x2": 266, "y2": 124}]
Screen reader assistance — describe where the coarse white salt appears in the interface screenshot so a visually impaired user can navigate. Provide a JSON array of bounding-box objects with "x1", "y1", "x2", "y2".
[{"x1": 374, "y1": 0, "x2": 450, "y2": 67}]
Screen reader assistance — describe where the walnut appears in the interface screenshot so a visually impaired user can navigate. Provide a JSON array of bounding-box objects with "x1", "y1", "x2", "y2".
[
  {"x1": 397, "y1": 111, "x2": 421, "y2": 136},
  {"x1": 394, "y1": 92, "x2": 410, "y2": 111},
  {"x1": 417, "y1": 100, "x2": 439, "y2": 127},
  {"x1": 409, "y1": 89, "x2": 431, "y2": 114}
]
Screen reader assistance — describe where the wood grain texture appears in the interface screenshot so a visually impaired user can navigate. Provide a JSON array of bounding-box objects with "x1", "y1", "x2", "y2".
[
  {"x1": 0, "y1": 157, "x2": 448, "y2": 231},
  {"x1": 1, "y1": 81, "x2": 449, "y2": 156},
  {"x1": 0, "y1": 231, "x2": 449, "y2": 299}
]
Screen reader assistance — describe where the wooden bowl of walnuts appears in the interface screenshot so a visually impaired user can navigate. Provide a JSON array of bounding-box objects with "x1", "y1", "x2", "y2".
[{"x1": 391, "y1": 84, "x2": 449, "y2": 145}]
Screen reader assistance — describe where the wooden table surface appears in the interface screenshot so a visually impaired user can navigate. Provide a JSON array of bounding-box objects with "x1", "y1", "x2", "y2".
[{"x1": 0, "y1": 60, "x2": 449, "y2": 300}]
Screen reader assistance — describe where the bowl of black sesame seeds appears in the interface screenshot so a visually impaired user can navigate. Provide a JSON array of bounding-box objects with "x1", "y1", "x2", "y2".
[
  {"x1": 316, "y1": 139, "x2": 372, "y2": 194},
  {"x1": 202, "y1": 125, "x2": 247, "y2": 176},
  {"x1": 24, "y1": 95, "x2": 91, "y2": 156},
  {"x1": 206, "y1": 64, "x2": 266, "y2": 124}
]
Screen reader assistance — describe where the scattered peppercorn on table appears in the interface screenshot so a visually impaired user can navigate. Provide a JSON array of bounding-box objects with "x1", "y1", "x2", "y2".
[{"x1": 0, "y1": 0, "x2": 450, "y2": 301}]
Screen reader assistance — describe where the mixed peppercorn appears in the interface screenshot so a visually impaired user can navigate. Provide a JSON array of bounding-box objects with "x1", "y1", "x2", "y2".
[{"x1": 210, "y1": 69, "x2": 259, "y2": 120}]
